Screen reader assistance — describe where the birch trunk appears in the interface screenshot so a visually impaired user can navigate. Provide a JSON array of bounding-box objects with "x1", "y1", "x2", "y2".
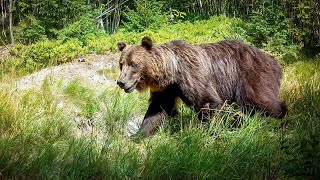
[{"x1": 9, "y1": 0, "x2": 14, "y2": 45}]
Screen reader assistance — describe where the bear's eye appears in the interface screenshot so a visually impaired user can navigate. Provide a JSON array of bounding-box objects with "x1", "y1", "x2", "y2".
[{"x1": 128, "y1": 62, "x2": 138, "y2": 68}]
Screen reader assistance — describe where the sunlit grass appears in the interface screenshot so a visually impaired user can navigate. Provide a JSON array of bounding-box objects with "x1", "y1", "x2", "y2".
[{"x1": 97, "y1": 68, "x2": 119, "y2": 80}]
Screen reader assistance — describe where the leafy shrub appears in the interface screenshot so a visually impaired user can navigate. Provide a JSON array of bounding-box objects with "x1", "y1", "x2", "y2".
[
  {"x1": 22, "y1": 40, "x2": 60, "y2": 67},
  {"x1": 122, "y1": 0, "x2": 168, "y2": 32},
  {"x1": 247, "y1": 4, "x2": 289, "y2": 46},
  {"x1": 36, "y1": 0, "x2": 91, "y2": 38},
  {"x1": 57, "y1": 15, "x2": 102, "y2": 44},
  {"x1": 22, "y1": 38, "x2": 85, "y2": 67},
  {"x1": 168, "y1": 9, "x2": 187, "y2": 22},
  {"x1": 9, "y1": 43, "x2": 25, "y2": 57},
  {"x1": 85, "y1": 34, "x2": 112, "y2": 54},
  {"x1": 86, "y1": 16, "x2": 248, "y2": 53},
  {"x1": 14, "y1": 15, "x2": 47, "y2": 44},
  {"x1": 293, "y1": 1, "x2": 320, "y2": 55},
  {"x1": 52, "y1": 38, "x2": 86, "y2": 64},
  {"x1": 245, "y1": 3, "x2": 299, "y2": 60}
]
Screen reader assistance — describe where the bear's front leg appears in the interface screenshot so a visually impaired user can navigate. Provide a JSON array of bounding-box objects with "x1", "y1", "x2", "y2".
[
  {"x1": 138, "y1": 90, "x2": 178, "y2": 137},
  {"x1": 139, "y1": 111, "x2": 166, "y2": 137}
]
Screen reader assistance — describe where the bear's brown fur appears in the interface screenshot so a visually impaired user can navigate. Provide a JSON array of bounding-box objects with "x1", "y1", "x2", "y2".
[{"x1": 117, "y1": 37, "x2": 288, "y2": 137}]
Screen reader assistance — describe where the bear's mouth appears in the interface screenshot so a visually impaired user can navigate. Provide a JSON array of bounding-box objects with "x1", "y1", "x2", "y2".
[{"x1": 125, "y1": 80, "x2": 138, "y2": 93}]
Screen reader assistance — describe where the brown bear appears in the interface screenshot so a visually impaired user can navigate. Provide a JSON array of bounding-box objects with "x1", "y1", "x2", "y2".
[{"x1": 117, "y1": 37, "x2": 288, "y2": 137}]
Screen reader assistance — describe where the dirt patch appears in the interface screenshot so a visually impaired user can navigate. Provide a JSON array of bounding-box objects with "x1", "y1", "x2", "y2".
[
  {"x1": 0, "y1": 46, "x2": 10, "y2": 60},
  {"x1": 14, "y1": 54, "x2": 119, "y2": 90}
]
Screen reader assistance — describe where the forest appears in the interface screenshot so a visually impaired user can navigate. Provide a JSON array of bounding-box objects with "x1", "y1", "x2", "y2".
[{"x1": 0, "y1": 0, "x2": 320, "y2": 179}]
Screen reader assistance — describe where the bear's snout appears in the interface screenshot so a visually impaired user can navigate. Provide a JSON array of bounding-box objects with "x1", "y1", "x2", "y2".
[{"x1": 117, "y1": 79, "x2": 126, "y2": 88}]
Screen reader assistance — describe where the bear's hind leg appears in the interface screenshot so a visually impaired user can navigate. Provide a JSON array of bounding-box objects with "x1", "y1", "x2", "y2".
[
  {"x1": 197, "y1": 95, "x2": 223, "y2": 121},
  {"x1": 247, "y1": 98, "x2": 288, "y2": 119},
  {"x1": 266, "y1": 101, "x2": 288, "y2": 119}
]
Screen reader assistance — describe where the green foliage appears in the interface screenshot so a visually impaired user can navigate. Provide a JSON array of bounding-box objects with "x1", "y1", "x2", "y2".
[
  {"x1": 0, "y1": 16, "x2": 259, "y2": 79},
  {"x1": 169, "y1": 9, "x2": 187, "y2": 22},
  {"x1": 57, "y1": 15, "x2": 102, "y2": 44},
  {"x1": 246, "y1": 3, "x2": 299, "y2": 60},
  {"x1": 0, "y1": 39, "x2": 86, "y2": 79},
  {"x1": 0, "y1": 91, "x2": 18, "y2": 135},
  {"x1": 1, "y1": 15, "x2": 301, "y2": 80},
  {"x1": 123, "y1": 0, "x2": 168, "y2": 32},
  {"x1": 87, "y1": 16, "x2": 249, "y2": 53},
  {"x1": 52, "y1": 38, "x2": 86, "y2": 64},
  {"x1": 38, "y1": 0, "x2": 90, "y2": 38},
  {"x1": 22, "y1": 40, "x2": 60, "y2": 66},
  {"x1": 15, "y1": 0, "x2": 91, "y2": 39},
  {"x1": 294, "y1": 1, "x2": 320, "y2": 55},
  {"x1": 280, "y1": 60, "x2": 320, "y2": 177},
  {"x1": 10, "y1": 0, "x2": 319, "y2": 57},
  {"x1": 14, "y1": 15, "x2": 47, "y2": 44},
  {"x1": 0, "y1": 56, "x2": 29, "y2": 80},
  {"x1": 22, "y1": 38, "x2": 85, "y2": 68}
]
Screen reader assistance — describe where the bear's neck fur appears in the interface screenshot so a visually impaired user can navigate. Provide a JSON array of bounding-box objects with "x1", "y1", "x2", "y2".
[{"x1": 145, "y1": 45, "x2": 178, "y2": 92}]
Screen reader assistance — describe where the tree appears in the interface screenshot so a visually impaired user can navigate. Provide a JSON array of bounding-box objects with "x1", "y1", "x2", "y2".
[
  {"x1": 8, "y1": 0, "x2": 13, "y2": 45},
  {"x1": 123, "y1": 0, "x2": 168, "y2": 32}
]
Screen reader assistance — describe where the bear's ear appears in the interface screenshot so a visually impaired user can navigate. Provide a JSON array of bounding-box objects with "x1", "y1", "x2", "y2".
[
  {"x1": 117, "y1": 42, "x2": 126, "y2": 52},
  {"x1": 141, "y1": 36, "x2": 153, "y2": 50}
]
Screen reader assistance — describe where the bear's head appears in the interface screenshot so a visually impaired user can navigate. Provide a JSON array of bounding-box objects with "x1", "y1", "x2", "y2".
[{"x1": 116, "y1": 37, "x2": 155, "y2": 93}]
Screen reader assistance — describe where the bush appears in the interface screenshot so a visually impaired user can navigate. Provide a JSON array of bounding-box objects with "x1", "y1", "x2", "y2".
[
  {"x1": 122, "y1": 0, "x2": 168, "y2": 32},
  {"x1": 22, "y1": 38, "x2": 85, "y2": 67},
  {"x1": 83, "y1": 16, "x2": 249, "y2": 54},
  {"x1": 52, "y1": 38, "x2": 86, "y2": 64},
  {"x1": 57, "y1": 15, "x2": 102, "y2": 44},
  {"x1": 293, "y1": 1, "x2": 320, "y2": 56},
  {"x1": 246, "y1": 3, "x2": 299, "y2": 60},
  {"x1": 22, "y1": 40, "x2": 60, "y2": 67},
  {"x1": 14, "y1": 15, "x2": 47, "y2": 44}
]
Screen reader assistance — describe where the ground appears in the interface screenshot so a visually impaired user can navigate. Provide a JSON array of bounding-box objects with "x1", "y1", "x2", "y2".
[{"x1": 14, "y1": 54, "x2": 118, "y2": 90}]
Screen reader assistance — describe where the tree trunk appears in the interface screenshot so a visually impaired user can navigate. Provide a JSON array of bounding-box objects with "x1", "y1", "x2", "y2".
[
  {"x1": 9, "y1": 0, "x2": 14, "y2": 45},
  {"x1": 1, "y1": 0, "x2": 6, "y2": 34}
]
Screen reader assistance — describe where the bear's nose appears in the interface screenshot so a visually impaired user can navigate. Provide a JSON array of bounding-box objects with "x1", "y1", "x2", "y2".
[{"x1": 117, "y1": 79, "x2": 126, "y2": 88}]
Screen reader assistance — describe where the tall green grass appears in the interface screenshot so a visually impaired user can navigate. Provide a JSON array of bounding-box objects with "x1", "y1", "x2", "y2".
[{"x1": 0, "y1": 58, "x2": 319, "y2": 179}]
